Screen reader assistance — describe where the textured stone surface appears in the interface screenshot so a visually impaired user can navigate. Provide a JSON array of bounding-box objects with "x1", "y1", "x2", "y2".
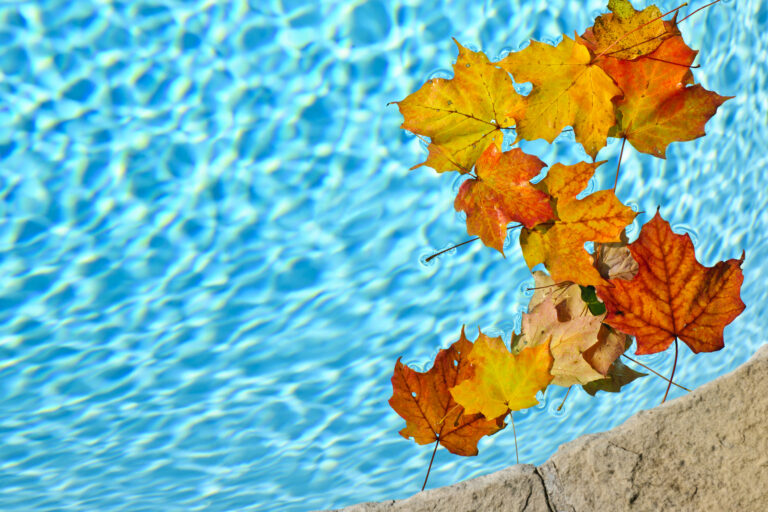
[
  {"x1": 332, "y1": 345, "x2": 768, "y2": 512},
  {"x1": 338, "y1": 465, "x2": 550, "y2": 512}
]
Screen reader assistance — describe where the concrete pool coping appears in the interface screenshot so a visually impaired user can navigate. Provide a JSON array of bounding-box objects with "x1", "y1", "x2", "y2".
[{"x1": 332, "y1": 344, "x2": 768, "y2": 512}]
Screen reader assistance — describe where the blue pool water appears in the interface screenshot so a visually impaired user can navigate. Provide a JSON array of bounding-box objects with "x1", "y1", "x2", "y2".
[{"x1": 0, "y1": 0, "x2": 765, "y2": 510}]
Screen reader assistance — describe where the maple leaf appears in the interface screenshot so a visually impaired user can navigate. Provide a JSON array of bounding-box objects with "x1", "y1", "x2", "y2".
[
  {"x1": 584, "y1": 0, "x2": 670, "y2": 61},
  {"x1": 596, "y1": 211, "x2": 746, "y2": 355},
  {"x1": 389, "y1": 328, "x2": 506, "y2": 456},
  {"x1": 454, "y1": 144, "x2": 553, "y2": 254},
  {"x1": 449, "y1": 330, "x2": 553, "y2": 420},
  {"x1": 519, "y1": 161, "x2": 637, "y2": 286},
  {"x1": 395, "y1": 39, "x2": 524, "y2": 174},
  {"x1": 521, "y1": 272, "x2": 629, "y2": 385},
  {"x1": 598, "y1": 35, "x2": 731, "y2": 158},
  {"x1": 499, "y1": 34, "x2": 622, "y2": 159},
  {"x1": 582, "y1": 359, "x2": 646, "y2": 396}
]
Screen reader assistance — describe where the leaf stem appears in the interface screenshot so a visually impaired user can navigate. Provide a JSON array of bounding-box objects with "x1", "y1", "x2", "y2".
[
  {"x1": 643, "y1": 56, "x2": 701, "y2": 68},
  {"x1": 510, "y1": 412, "x2": 519, "y2": 464},
  {"x1": 437, "y1": 403, "x2": 462, "y2": 425},
  {"x1": 526, "y1": 281, "x2": 570, "y2": 292},
  {"x1": 557, "y1": 386, "x2": 572, "y2": 411},
  {"x1": 614, "y1": 137, "x2": 627, "y2": 191},
  {"x1": 678, "y1": 0, "x2": 722, "y2": 24},
  {"x1": 422, "y1": 439, "x2": 439, "y2": 491},
  {"x1": 621, "y1": 354, "x2": 690, "y2": 391},
  {"x1": 661, "y1": 338, "x2": 679, "y2": 404},
  {"x1": 425, "y1": 224, "x2": 522, "y2": 262}
]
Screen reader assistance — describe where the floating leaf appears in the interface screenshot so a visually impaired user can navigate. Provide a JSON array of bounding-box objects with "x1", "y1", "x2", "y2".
[
  {"x1": 587, "y1": 0, "x2": 669, "y2": 60},
  {"x1": 598, "y1": 35, "x2": 731, "y2": 158},
  {"x1": 582, "y1": 324, "x2": 631, "y2": 375},
  {"x1": 454, "y1": 144, "x2": 553, "y2": 254},
  {"x1": 528, "y1": 270, "x2": 585, "y2": 316},
  {"x1": 499, "y1": 35, "x2": 622, "y2": 159},
  {"x1": 536, "y1": 161, "x2": 604, "y2": 206},
  {"x1": 521, "y1": 272, "x2": 629, "y2": 383},
  {"x1": 395, "y1": 39, "x2": 524, "y2": 173},
  {"x1": 594, "y1": 233, "x2": 639, "y2": 281},
  {"x1": 450, "y1": 331, "x2": 553, "y2": 419},
  {"x1": 389, "y1": 328, "x2": 506, "y2": 456},
  {"x1": 518, "y1": 293, "x2": 606, "y2": 387},
  {"x1": 520, "y1": 189, "x2": 637, "y2": 286},
  {"x1": 596, "y1": 211, "x2": 746, "y2": 355}
]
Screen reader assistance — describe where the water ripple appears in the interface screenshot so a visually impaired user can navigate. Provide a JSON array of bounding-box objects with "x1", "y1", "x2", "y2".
[{"x1": 0, "y1": 1, "x2": 764, "y2": 512}]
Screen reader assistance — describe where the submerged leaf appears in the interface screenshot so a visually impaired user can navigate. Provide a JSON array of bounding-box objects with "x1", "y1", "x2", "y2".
[{"x1": 582, "y1": 359, "x2": 646, "y2": 396}]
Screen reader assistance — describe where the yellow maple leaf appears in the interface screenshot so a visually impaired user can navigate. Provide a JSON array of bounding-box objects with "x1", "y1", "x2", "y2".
[
  {"x1": 536, "y1": 160, "x2": 604, "y2": 206},
  {"x1": 449, "y1": 331, "x2": 553, "y2": 419},
  {"x1": 499, "y1": 35, "x2": 622, "y2": 159},
  {"x1": 520, "y1": 190, "x2": 636, "y2": 286},
  {"x1": 395, "y1": 39, "x2": 524, "y2": 174},
  {"x1": 519, "y1": 161, "x2": 636, "y2": 286}
]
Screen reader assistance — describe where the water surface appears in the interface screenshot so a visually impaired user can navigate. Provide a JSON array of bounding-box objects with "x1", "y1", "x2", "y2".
[{"x1": 0, "y1": 1, "x2": 766, "y2": 511}]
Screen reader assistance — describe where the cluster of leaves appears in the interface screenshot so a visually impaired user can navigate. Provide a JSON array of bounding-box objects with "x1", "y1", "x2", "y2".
[{"x1": 388, "y1": 0, "x2": 746, "y2": 489}]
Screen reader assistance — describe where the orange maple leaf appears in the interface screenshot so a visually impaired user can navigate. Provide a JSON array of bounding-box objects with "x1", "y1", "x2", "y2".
[
  {"x1": 394, "y1": 39, "x2": 524, "y2": 174},
  {"x1": 499, "y1": 34, "x2": 622, "y2": 159},
  {"x1": 389, "y1": 328, "x2": 506, "y2": 456},
  {"x1": 596, "y1": 211, "x2": 746, "y2": 355},
  {"x1": 454, "y1": 144, "x2": 553, "y2": 254},
  {"x1": 519, "y1": 161, "x2": 637, "y2": 286},
  {"x1": 597, "y1": 35, "x2": 731, "y2": 158},
  {"x1": 450, "y1": 330, "x2": 553, "y2": 420}
]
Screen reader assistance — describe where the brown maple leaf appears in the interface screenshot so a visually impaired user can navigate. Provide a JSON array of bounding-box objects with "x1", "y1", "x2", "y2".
[{"x1": 518, "y1": 272, "x2": 629, "y2": 386}]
